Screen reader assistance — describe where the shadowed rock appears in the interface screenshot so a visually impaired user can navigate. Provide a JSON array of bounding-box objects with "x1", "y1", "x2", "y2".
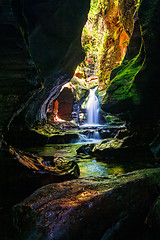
[
  {"x1": 9, "y1": 146, "x2": 80, "y2": 179},
  {"x1": 0, "y1": 145, "x2": 79, "y2": 208},
  {"x1": 12, "y1": 168, "x2": 160, "y2": 240}
]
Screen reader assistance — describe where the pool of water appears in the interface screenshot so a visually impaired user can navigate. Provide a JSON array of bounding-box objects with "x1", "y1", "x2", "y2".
[{"x1": 25, "y1": 143, "x2": 125, "y2": 178}]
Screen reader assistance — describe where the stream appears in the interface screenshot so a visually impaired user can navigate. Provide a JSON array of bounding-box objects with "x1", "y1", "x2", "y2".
[
  {"x1": 26, "y1": 142, "x2": 124, "y2": 178},
  {"x1": 25, "y1": 124, "x2": 147, "y2": 179},
  {"x1": 25, "y1": 86, "x2": 147, "y2": 179}
]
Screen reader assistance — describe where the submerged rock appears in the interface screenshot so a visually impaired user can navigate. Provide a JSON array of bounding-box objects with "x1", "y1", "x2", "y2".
[
  {"x1": 12, "y1": 168, "x2": 160, "y2": 240},
  {"x1": 77, "y1": 144, "x2": 95, "y2": 155}
]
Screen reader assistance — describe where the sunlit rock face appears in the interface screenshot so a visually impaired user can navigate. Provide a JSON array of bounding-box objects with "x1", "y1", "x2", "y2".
[
  {"x1": 0, "y1": 0, "x2": 90, "y2": 135},
  {"x1": 101, "y1": 0, "x2": 160, "y2": 123},
  {"x1": 98, "y1": 0, "x2": 137, "y2": 88},
  {"x1": 56, "y1": 84, "x2": 76, "y2": 120}
]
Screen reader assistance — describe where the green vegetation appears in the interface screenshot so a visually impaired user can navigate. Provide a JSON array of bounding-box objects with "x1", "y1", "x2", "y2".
[
  {"x1": 71, "y1": 77, "x2": 88, "y2": 101},
  {"x1": 104, "y1": 114, "x2": 123, "y2": 125},
  {"x1": 104, "y1": 32, "x2": 146, "y2": 104},
  {"x1": 76, "y1": 0, "x2": 144, "y2": 101},
  {"x1": 98, "y1": 32, "x2": 110, "y2": 85},
  {"x1": 135, "y1": 0, "x2": 142, "y2": 8},
  {"x1": 77, "y1": 0, "x2": 108, "y2": 78}
]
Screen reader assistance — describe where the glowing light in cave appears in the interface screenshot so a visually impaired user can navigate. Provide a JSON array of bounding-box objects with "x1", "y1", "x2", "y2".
[{"x1": 55, "y1": 115, "x2": 65, "y2": 122}]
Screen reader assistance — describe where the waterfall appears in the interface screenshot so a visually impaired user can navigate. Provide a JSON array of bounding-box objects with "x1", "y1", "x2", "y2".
[{"x1": 86, "y1": 87, "x2": 99, "y2": 125}]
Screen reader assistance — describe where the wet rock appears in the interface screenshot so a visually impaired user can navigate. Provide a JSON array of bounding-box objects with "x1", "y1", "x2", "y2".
[
  {"x1": 77, "y1": 144, "x2": 95, "y2": 155},
  {"x1": 5, "y1": 127, "x2": 48, "y2": 148},
  {"x1": 9, "y1": 146, "x2": 80, "y2": 179},
  {"x1": 0, "y1": 0, "x2": 41, "y2": 132},
  {"x1": 0, "y1": 145, "x2": 80, "y2": 208},
  {"x1": 12, "y1": 168, "x2": 160, "y2": 240},
  {"x1": 146, "y1": 196, "x2": 160, "y2": 233},
  {"x1": 0, "y1": 0, "x2": 90, "y2": 134},
  {"x1": 92, "y1": 134, "x2": 155, "y2": 163},
  {"x1": 99, "y1": 128, "x2": 122, "y2": 139},
  {"x1": 114, "y1": 129, "x2": 130, "y2": 139},
  {"x1": 150, "y1": 134, "x2": 160, "y2": 160},
  {"x1": 71, "y1": 78, "x2": 89, "y2": 125},
  {"x1": 98, "y1": 0, "x2": 136, "y2": 88},
  {"x1": 48, "y1": 133, "x2": 79, "y2": 144}
]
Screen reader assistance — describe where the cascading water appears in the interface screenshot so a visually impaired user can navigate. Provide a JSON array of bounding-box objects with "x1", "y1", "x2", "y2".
[
  {"x1": 86, "y1": 86, "x2": 99, "y2": 125},
  {"x1": 77, "y1": 86, "x2": 101, "y2": 143}
]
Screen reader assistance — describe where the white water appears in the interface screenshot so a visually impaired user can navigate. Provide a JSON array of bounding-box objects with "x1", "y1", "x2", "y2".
[
  {"x1": 86, "y1": 87, "x2": 99, "y2": 125},
  {"x1": 78, "y1": 131, "x2": 101, "y2": 144},
  {"x1": 75, "y1": 87, "x2": 101, "y2": 143}
]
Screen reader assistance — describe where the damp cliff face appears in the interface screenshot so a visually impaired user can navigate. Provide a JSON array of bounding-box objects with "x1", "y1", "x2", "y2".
[
  {"x1": 98, "y1": 0, "x2": 137, "y2": 88},
  {"x1": 0, "y1": 0, "x2": 90, "y2": 135},
  {"x1": 101, "y1": 0, "x2": 160, "y2": 122}
]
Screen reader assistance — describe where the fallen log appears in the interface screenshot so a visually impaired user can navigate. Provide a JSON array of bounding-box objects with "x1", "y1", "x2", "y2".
[{"x1": 12, "y1": 168, "x2": 160, "y2": 240}]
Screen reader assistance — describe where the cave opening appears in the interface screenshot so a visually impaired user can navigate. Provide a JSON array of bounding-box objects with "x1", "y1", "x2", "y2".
[{"x1": 1, "y1": 0, "x2": 160, "y2": 239}]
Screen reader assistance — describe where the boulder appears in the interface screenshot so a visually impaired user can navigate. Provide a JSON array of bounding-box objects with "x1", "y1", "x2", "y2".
[
  {"x1": 77, "y1": 144, "x2": 95, "y2": 155},
  {"x1": 92, "y1": 133, "x2": 155, "y2": 163},
  {"x1": 12, "y1": 168, "x2": 160, "y2": 240}
]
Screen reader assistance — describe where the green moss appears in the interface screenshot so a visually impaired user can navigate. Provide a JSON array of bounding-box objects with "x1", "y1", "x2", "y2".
[
  {"x1": 104, "y1": 114, "x2": 122, "y2": 125},
  {"x1": 105, "y1": 31, "x2": 146, "y2": 103},
  {"x1": 76, "y1": 0, "x2": 108, "y2": 79},
  {"x1": 98, "y1": 32, "x2": 110, "y2": 83},
  {"x1": 135, "y1": 0, "x2": 142, "y2": 8},
  {"x1": 71, "y1": 77, "x2": 88, "y2": 101}
]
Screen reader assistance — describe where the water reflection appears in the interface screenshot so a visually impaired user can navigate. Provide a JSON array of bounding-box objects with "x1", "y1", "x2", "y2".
[{"x1": 26, "y1": 143, "x2": 125, "y2": 178}]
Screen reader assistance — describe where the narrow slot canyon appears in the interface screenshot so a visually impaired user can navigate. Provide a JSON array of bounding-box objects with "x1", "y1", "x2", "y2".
[{"x1": 0, "y1": 0, "x2": 160, "y2": 239}]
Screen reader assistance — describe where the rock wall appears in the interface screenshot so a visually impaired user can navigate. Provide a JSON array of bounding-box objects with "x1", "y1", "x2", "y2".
[
  {"x1": 1, "y1": 0, "x2": 160, "y2": 139},
  {"x1": 99, "y1": 0, "x2": 137, "y2": 88},
  {"x1": 20, "y1": 0, "x2": 90, "y2": 126},
  {"x1": 0, "y1": 0, "x2": 90, "y2": 137},
  {"x1": 50, "y1": 83, "x2": 76, "y2": 121},
  {"x1": 101, "y1": 0, "x2": 160, "y2": 123},
  {"x1": 0, "y1": 0, "x2": 41, "y2": 135}
]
